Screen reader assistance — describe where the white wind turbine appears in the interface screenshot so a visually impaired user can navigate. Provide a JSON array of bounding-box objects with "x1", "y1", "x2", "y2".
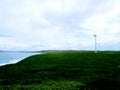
[{"x1": 94, "y1": 34, "x2": 97, "y2": 53}]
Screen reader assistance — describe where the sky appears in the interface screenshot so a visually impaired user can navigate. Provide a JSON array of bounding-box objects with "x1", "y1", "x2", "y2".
[{"x1": 0, "y1": 0, "x2": 120, "y2": 51}]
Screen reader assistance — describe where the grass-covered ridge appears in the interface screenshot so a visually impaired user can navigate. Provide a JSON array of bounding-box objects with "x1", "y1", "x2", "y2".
[{"x1": 0, "y1": 51, "x2": 120, "y2": 90}]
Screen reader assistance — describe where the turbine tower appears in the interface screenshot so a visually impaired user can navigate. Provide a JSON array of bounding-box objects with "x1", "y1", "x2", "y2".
[{"x1": 94, "y1": 34, "x2": 97, "y2": 53}]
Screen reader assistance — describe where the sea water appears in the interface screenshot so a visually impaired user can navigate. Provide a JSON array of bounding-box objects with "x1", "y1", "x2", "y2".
[{"x1": 0, "y1": 52, "x2": 39, "y2": 66}]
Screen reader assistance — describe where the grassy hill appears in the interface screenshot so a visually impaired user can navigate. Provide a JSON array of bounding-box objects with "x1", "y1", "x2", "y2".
[{"x1": 0, "y1": 51, "x2": 120, "y2": 90}]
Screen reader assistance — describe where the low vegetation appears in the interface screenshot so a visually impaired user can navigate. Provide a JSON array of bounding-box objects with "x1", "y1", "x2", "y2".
[{"x1": 0, "y1": 50, "x2": 120, "y2": 90}]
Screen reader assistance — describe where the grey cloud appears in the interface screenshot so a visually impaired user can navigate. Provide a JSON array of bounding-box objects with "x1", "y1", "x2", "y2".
[{"x1": 0, "y1": 0, "x2": 120, "y2": 50}]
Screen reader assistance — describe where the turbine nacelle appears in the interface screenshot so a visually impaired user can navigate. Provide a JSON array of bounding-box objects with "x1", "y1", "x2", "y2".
[{"x1": 94, "y1": 34, "x2": 97, "y2": 37}]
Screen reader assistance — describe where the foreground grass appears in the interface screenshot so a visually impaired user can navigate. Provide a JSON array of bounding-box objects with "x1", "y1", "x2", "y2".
[
  {"x1": 0, "y1": 50, "x2": 120, "y2": 90},
  {"x1": 0, "y1": 80, "x2": 85, "y2": 90}
]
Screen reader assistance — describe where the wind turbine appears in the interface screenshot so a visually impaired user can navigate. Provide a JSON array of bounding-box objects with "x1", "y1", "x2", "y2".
[{"x1": 94, "y1": 34, "x2": 97, "y2": 53}]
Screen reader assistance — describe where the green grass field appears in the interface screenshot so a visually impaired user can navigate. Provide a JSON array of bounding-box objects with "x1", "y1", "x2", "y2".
[{"x1": 0, "y1": 50, "x2": 120, "y2": 90}]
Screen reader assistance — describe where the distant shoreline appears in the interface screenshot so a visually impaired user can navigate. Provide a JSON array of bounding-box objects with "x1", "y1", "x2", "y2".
[{"x1": 0, "y1": 51, "x2": 42, "y2": 53}]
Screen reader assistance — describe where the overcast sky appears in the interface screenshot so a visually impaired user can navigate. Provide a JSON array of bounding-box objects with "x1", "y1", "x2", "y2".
[{"x1": 0, "y1": 0, "x2": 120, "y2": 51}]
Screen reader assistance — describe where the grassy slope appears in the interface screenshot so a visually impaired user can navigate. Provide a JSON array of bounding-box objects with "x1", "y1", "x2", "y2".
[{"x1": 0, "y1": 51, "x2": 120, "y2": 89}]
